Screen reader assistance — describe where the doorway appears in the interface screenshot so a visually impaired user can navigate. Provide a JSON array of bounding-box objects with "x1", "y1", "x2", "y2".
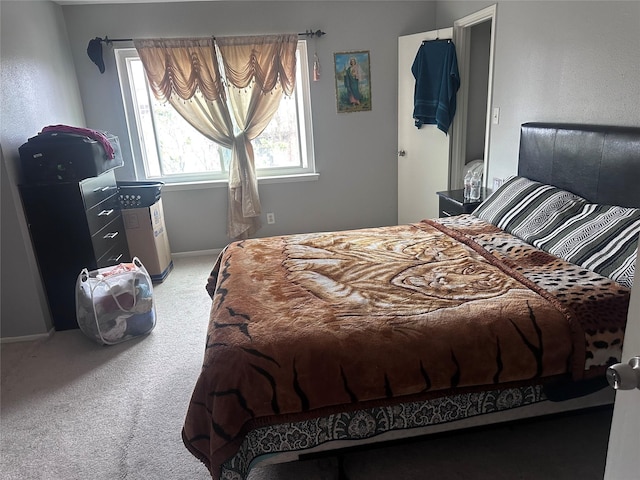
[
  {"x1": 450, "y1": 5, "x2": 497, "y2": 190},
  {"x1": 396, "y1": 5, "x2": 496, "y2": 223}
]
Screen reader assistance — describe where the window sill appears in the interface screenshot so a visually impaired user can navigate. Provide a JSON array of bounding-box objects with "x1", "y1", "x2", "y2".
[{"x1": 162, "y1": 173, "x2": 320, "y2": 192}]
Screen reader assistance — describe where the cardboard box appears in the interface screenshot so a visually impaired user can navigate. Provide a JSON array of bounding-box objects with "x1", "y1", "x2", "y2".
[{"x1": 122, "y1": 199, "x2": 173, "y2": 283}]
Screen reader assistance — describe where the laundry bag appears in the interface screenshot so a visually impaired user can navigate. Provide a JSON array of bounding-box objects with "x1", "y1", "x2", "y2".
[{"x1": 76, "y1": 257, "x2": 156, "y2": 345}]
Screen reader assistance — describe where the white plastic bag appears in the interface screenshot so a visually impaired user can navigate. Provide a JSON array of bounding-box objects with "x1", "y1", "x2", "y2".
[{"x1": 75, "y1": 257, "x2": 156, "y2": 345}]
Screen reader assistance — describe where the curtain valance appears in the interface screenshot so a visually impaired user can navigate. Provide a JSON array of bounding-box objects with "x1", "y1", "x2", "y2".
[
  {"x1": 216, "y1": 34, "x2": 298, "y2": 96},
  {"x1": 133, "y1": 38, "x2": 224, "y2": 102},
  {"x1": 133, "y1": 34, "x2": 298, "y2": 102}
]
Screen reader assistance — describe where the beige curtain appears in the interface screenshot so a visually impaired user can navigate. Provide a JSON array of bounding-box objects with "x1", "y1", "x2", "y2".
[
  {"x1": 133, "y1": 34, "x2": 298, "y2": 240},
  {"x1": 134, "y1": 37, "x2": 234, "y2": 149},
  {"x1": 216, "y1": 34, "x2": 298, "y2": 238}
]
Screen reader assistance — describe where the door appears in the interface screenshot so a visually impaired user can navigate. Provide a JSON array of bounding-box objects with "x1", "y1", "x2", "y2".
[
  {"x1": 604, "y1": 266, "x2": 640, "y2": 479},
  {"x1": 397, "y1": 28, "x2": 452, "y2": 224}
]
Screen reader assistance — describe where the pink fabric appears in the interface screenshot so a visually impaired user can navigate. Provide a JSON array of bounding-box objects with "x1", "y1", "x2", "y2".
[{"x1": 40, "y1": 124, "x2": 115, "y2": 159}]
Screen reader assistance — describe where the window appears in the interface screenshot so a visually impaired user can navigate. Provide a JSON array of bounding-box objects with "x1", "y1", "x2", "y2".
[{"x1": 115, "y1": 41, "x2": 315, "y2": 184}]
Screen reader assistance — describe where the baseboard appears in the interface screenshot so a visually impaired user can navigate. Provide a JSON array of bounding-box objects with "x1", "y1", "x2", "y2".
[
  {"x1": 171, "y1": 248, "x2": 223, "y2": 258},
  {"x1": 1, "y1": 328, "x2": 55, "y2": 344}
]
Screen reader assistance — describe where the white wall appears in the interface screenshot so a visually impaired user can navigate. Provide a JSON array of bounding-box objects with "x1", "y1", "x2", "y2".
[
  {"x1": 1, "y1": 0, "x2": 86, "y2": 338},
  {"x1": 61, "y1": 1, "x2": 439, "y2": 253},
  {"x1": 437, "y1": 1, "x2": 640, "y2": 185}
]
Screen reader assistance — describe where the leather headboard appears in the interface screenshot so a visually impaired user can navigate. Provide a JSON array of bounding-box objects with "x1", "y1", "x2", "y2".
[{"x1": 518, "y1": 122, "x2": 640, "y2": 207}]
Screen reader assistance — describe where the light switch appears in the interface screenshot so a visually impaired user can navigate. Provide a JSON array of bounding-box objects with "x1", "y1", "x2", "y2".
[{"x1": 492, "y1": 107, "x2": 500, "y2": 125}]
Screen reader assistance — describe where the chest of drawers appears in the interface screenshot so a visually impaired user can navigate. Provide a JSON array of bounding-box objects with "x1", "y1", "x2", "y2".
[{"x1": 19, "y1": 170, "x2": 130, "y2": 330}]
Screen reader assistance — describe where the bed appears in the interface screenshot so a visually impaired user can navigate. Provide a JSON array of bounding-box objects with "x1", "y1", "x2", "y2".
[{"x1": 182, "y1": 123, "x2": 640, "y2": 480}]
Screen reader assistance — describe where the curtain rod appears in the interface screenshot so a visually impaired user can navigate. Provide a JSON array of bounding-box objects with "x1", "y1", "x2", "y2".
[
  {"x1": 87, "y1": 30, "x2": 326, "y2": 73},
  {"x1": 95, "y1": 30, "x2": 326, "y2": 44}
]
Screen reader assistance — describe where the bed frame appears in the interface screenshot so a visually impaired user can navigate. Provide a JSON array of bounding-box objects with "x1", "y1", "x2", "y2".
[
  {"x1": 292, "y1": 123, "x2": 640, "y2": 460},
  {"x1": 218, "y1": 122, "x2": 640, "y2": 477},
  {"x1": 519, "y1": 122, "x2": 640, "y2": 207}
]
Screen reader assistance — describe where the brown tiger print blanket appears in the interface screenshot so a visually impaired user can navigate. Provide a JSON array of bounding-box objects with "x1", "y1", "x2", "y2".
[{"x1": 183, "y1": 216, "x2": 629, "y2": 479}]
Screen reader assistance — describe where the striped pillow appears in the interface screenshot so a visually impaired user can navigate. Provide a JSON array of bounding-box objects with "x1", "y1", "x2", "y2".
[
  {"x1": 472, "y1": 176, "x2": 586, "y2": 239},
  {"x1": 532, "y1": 204, "x2": 640, "y2": 288}
]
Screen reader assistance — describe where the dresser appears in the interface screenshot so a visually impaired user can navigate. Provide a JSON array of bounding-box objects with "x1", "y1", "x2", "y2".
[
  {"x1": 436, "y1": 188, "x2": 486, "y2": 217},
  {"x1": 19, "y1": 170, "x2": 130, "y2": 330}
]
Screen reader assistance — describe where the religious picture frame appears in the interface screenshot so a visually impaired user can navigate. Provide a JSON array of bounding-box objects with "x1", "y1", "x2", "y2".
[{"x1": 334, "y1": 51, "x2": 372, "y2": 113}]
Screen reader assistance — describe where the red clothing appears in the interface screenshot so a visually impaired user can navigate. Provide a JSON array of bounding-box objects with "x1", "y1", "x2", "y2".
[{"x1": 41, "y1": 124, "x2": 115, "y2": 159}]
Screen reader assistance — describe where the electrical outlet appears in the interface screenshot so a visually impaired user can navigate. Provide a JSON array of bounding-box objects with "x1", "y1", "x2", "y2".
[
  {"x1": 493, "y1": 177, "x2": 504, "y2": 191},
  {"x1": 266, "y1": 212, "x2": 275, "y2": 224}
]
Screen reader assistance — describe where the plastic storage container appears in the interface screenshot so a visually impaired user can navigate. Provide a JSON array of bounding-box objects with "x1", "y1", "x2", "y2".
[
  {"x1": 117, "y1": 181, "x2": 164, "y2": 209},
  {"x1": 76, "y1": 257, "x2": 156, "y2": 345}
]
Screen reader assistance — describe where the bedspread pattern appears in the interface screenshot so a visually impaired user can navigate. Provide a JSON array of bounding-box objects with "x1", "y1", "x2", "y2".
[
  {"x1": 223, "y1": 383, "x2": 547, "y2": 479},
  {"x1": 183, "y1": 218, "x2": 628, "y2": 479},
  {"x1": 435, "y1": 215, "x2": 629, "y2": 370}
]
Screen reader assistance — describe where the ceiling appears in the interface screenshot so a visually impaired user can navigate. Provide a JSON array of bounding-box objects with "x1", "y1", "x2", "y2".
[
  {"x1": 54, "y1": 0, "x2": 240, "y2": 4},
  {"x1": 54, "y1": 0, "x2": 400, "y2": 3},
  {"x1": 53, "y1": 0, "x2": 366, "y2": 4}
]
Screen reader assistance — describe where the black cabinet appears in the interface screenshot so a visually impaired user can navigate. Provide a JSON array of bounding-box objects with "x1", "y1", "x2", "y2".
[
  {"x1": 436, "y1": 189, "x2": 486, "y2": 217},
  {"x1": 19, "y1": 170, "x2": 130, "y2": 330}
]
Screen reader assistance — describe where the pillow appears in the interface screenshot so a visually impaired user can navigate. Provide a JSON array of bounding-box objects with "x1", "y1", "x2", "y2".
[
  {"x1": 472, "y1": 176, "x2": 586, "y2": 240},
  {"x1": 532, "y1": 203, "x2": 640, "y2": 288}
]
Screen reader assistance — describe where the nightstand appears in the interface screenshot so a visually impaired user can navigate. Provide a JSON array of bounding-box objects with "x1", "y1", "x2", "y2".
[{"x1": 436, "y1": 189, "x2": 486, "y2": 217}]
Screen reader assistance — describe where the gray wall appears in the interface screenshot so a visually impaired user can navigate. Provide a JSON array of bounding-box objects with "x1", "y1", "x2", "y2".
[
  {"x1": 436, "y1": 1, "x2": 640, "y2": 184},
  {"x1": 62, "y1": 1, "x2": 439, "y2": 253},
  {"x1": 1, "y1": 0, "x2": 86, "y2": 338},
  {"x1": 63, "y1": 0, "x2": 640, "y2": 254},
  {"x1": 2, "y1": 0, "x2": 639, "y2": 339},
  {"x1": 1, "y1": 0, "x2": 438, "y2": 339}
]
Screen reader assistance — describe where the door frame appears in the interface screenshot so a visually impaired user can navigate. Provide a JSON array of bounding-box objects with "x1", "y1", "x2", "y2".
[{"x1": 450, "y1": 4, "x2": 497, "y2": 190}]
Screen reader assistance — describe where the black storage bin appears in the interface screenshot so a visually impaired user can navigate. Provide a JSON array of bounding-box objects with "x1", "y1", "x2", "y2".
[
  {"x1": 19, "y1": 132, "x2": 123, "y2": 184},
  {"x1": 117, "y1": 181, "x2": 164, "y2": 209}
]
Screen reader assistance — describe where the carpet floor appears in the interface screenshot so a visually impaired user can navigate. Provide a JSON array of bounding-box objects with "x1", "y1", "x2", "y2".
[{"x1": 1, "y1": 255, "x2": 614, "y2": 480}]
